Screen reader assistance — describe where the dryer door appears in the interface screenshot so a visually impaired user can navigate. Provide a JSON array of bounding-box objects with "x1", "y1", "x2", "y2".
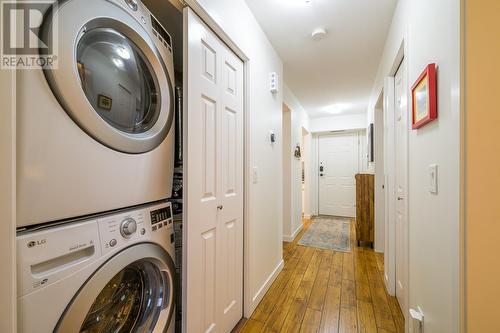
[
  {"x1": 42, "y1": 0, "x2": 173, "y2": 154},
  {"x1": 56, "y1": 244, "x2": 175, "y2": 333}
]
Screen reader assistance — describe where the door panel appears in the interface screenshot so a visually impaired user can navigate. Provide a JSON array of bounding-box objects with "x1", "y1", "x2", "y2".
[
  {"x1": 394, "y1": 60, "x2": 408, "y2": 316},
  {"x1": 318, "y1": 132, "x2": 359, "y2": 217},
  {"x1": 201, "y1": 96, "x2": 217, "y2": 200},
  {"x1": 201, "y1": 229, "x2": 217, "y2": 332},
  {"x1": 216, "y1": 40, "x2": 244, "y2": 333},
  {"x1": 185, "y1": 8, "x2": 244, "y2": 333}
]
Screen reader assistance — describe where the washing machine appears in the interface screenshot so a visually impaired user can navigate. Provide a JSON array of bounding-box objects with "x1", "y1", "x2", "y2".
[
  {"x1": 17, "y1": 201, "x2": 176, "y2": 333},
  {"x1": 17, "y1": 0, "x2": 176, "y2": 228}
]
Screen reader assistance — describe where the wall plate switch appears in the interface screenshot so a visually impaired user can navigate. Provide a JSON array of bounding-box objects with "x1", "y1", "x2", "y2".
[
  {"x1": 429, "y1": 164, "x2": 438, "y2": 194},
  {"x1": 252, "y1": 167, "x2": 258, "y2": 184}
]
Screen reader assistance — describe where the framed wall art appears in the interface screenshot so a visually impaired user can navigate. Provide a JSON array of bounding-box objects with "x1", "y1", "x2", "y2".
[{"x1": 411, "y1": 63, "x2": 437, "y2": 129}]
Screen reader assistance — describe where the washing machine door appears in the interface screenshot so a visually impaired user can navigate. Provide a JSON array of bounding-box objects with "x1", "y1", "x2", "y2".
[
  {"x1": 42, "y1": 0, "x2": 173, "y2": 154},
  {"x1": 56, "y1": 243, "x2": 175, "y2": 333}
]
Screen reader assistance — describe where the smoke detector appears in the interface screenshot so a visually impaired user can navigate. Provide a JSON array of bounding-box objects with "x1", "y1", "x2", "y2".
[{"x1": 311, "y1": 28, "x2": 327, "y2": 41}]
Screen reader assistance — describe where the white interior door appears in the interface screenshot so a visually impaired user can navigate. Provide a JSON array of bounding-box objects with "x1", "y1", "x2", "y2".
[
  {"x1": 184, "y1": 8, "x2": 244, "y2": 333},
  {"x1": 394, "y1": 60, "x2": 408, "y2": 315},
  {"x1": 318, "y1": 132, "x2": 359, "y2": 217}
]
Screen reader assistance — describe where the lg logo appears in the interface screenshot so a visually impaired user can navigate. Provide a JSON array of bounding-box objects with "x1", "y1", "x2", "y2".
[{"x1": 27, "y1": 239, "x2": 46, "y2": 248}]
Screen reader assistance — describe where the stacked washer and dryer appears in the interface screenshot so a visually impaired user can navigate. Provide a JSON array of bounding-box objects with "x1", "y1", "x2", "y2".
[{"x1": 16, "y1": 0, "x2": 177, "y2": 332}]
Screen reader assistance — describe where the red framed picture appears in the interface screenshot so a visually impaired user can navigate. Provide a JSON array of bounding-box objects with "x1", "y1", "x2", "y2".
[{"x1": 411, "y1": 63, "x2": 437, "y2": 129}]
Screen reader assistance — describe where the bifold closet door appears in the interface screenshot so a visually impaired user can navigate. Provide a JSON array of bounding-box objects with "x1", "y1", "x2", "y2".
[{"x1": 184, "y1": 8, "x2": 244, "y2": 333}]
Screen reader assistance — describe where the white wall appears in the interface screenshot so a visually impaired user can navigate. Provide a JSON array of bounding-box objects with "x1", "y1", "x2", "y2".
[
  {"x1": 283, "y1": 85, "x2": 310, "y2": 238},
  {"x1": 283, "y1": 84, "x2": 311, "y2": 237},
  {"x1": 193, "y1": 0, "x2": 284, "y2": 317},
  {"x1": 310, "y1": 113, "x2": 367, "y2": 133},
  {"x1": 367, "y1": 0, "x2": 461, "y2": 331}
]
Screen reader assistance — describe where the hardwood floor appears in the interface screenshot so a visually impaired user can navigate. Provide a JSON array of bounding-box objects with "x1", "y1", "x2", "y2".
[{"x1": 236, "y1": 218, "x2": 405, "y2": 333}]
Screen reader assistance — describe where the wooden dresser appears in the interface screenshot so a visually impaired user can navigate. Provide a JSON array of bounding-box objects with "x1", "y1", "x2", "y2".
[{"x1": 355, "y1": 174, "x2": 375, "y2": 248}]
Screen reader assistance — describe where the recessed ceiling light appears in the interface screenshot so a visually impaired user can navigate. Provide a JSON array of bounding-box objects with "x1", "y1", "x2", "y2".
[
  {"x1": 278, "y1": 0, "x2": 311, "y2": 7},
  {"x1": 322, "y1": 103, "x2": 350, "y2": 114},
  {"x1": 311, "y1": 28, "x2": 327, "y2": 41}
]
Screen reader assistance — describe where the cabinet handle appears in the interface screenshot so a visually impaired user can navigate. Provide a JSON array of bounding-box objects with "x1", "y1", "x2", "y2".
[{"x1": 217, "y1": 205, "x2": 223, "y2": 210}]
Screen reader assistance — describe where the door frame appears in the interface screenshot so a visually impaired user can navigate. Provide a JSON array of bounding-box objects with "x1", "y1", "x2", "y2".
[
  {"x1": 316, "y1": 130, "x2": 364, "y2": 217},
  {"x1": 382, "y1": 40, "x2": 409, "y2": 326},
  {"x1": 182, "y1": 1, "x2": 251, "y2": 330},
  {"x1": 373, "y1": 92, "x2": 385, "y2": 253}
]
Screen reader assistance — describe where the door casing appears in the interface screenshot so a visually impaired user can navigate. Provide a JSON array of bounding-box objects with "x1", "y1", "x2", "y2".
[
  {"x1": 394, "y1": 59, "x2": 408, "y2": 318},
  {"x1": 382, "y1": 40, "x2": 409, "y2": 330}
]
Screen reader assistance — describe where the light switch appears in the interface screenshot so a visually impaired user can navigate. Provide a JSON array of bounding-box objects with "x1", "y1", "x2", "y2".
[
  {"x1": 252, "y1": 167, "x2": 258, "y2": 184},
  {"x1": 429, "y1": 164, "x2": 438, "y2": 194}
]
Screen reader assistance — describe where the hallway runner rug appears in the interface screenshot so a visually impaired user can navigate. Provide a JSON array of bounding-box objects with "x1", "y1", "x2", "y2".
[{"x1": 298, "y1": 216, "x2": 351, "y2": 252}]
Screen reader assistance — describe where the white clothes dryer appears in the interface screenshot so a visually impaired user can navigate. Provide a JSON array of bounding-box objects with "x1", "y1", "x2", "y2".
[{"x1": 17, "y1": 0, "x2": 176, "y2": 227}]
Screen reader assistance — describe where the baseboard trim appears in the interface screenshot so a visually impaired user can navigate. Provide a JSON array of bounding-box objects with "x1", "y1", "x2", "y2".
[
  {"x1": 283, "y1": 224, "x2": 303, "y2": 242},
  {"x1": 244, "y1": 259, "x2": 284, "y2": 318},
  {"x1": 374, "y1": 242, "x2": 384, "y2": 253},
  {"x1": 384, "y1": 273, "x2": 395, "y2": 296}
]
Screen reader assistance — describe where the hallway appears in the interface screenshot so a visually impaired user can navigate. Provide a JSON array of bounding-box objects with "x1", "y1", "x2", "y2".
[{"x1": 238, "y1": 219, "x2": 404, "y2": 333}]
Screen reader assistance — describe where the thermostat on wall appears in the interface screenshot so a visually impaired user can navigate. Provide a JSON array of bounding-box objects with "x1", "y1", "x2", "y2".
[{"x1": 270, "y1": 72, "x2": 279, "y2": 93}]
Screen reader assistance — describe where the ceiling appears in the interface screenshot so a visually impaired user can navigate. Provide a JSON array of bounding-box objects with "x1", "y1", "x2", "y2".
[{"x1": 245, "y1": 0, "x2": 397, "y2": 118}]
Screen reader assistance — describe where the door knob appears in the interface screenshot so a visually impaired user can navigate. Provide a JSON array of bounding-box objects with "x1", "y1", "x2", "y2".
[{"x1": 217, "y1": 205, "x2": 223, "y2": 210}]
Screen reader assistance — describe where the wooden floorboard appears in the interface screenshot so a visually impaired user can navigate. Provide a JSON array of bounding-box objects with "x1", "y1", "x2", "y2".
[{"x1": 238, "y1": 217, "x2": 404, "y2": 333}]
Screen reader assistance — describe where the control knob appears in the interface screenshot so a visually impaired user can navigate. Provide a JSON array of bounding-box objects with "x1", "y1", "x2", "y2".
[
  {"x1": 124, "y1": 0, "x2": 138, "y2": 11},
  {"x1": 120, "y1": 218, "x2": 137, "y2": 238}
]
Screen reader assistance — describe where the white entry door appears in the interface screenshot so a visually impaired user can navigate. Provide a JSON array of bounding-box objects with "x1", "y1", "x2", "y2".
[
  {"x1": 318, "y1": 132, "x2": 359, "y2": 217},
  {"x1": 394, "y1": 60, "x2": 408, "y2": 314},
  {"x1": 184, "y1": 9, "x2": 244, "y2": 333}
]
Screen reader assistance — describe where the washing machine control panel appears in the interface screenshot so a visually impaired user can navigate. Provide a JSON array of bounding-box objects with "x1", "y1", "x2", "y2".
[
  {"x1": 98, "y1": 202, "x2": 173, "y2": 255},
  {"x1": 149, "y1": 205, "x2": 173, "y2": 232}
]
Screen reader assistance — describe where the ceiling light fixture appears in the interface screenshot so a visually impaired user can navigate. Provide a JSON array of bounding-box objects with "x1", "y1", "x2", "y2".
[
  {"x1": 311, "y1": 27, "x2": 327, "y2": 41},
  {"x1": 322, "y1": 103, "x2": 351, "y2": 114},
  {"x1": 278, "y1": 0, "x2": 311, "y2": 7}
]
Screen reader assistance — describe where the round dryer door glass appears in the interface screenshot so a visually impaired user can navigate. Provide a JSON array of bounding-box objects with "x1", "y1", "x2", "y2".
[
  {"x1": 76, "y1": 28, "x2": 161, "y2": 134},
  {"x1": 79, "y1": 260, "x2": 170, "y2": 333}
]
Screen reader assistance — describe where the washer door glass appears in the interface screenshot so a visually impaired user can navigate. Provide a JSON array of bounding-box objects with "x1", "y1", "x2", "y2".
[
  {"x1": 76, "y1": 28, "x2": 160, "y2": 134},
  {"x1": 79, "y1": 260, "x2": 170, "y2": 333}
]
